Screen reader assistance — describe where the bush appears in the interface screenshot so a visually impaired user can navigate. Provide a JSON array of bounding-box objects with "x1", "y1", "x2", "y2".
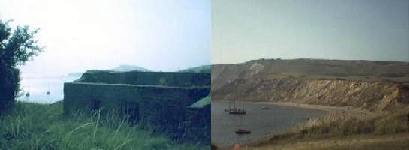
[
  {"x1": 0, "y1": 20, "x2": 42, "y2": 115},
  {"x1": 0, "y1": 67, "x2": 19, "y2": 115}
]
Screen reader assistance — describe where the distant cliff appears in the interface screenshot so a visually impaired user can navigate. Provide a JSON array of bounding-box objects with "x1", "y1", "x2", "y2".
[
  {"x1": 178, "y1": 65, "x2": 211, "y2": 73},
  {"x1": 212, "y1": 58, "x2": 409, "y2": 111},
  {"x1": 111, "y1": 65, "x2": 151, "y2": 72}
]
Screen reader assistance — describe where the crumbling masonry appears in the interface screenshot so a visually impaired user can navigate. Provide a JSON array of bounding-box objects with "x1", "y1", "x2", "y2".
[{"x1": 63, "y1": 70, "x2": 211, "y2": 144}]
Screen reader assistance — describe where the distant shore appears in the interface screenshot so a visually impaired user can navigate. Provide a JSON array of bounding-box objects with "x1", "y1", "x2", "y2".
[{"x1": 257, "y1": 101, "x2": 374, "y2": 116}]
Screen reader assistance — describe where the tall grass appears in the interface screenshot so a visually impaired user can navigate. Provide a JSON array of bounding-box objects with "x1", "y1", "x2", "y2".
[
  {"x1": 0, "y1": 102, "x2": 207, "y2": 150},
  {"x1": 283, "y1": 108, "x2": 409, "y2": 139},
  {"x1": 255, "y1": 109, "x2": 409, "y2": 149}
]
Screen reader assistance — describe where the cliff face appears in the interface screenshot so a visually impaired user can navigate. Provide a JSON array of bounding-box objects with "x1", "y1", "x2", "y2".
[
  {"x1": 213, "y1": 79, "x2": 409, "y2": 111},
  {"x1": 212, "y1": 59, "x2": 409, "y2": 111}
]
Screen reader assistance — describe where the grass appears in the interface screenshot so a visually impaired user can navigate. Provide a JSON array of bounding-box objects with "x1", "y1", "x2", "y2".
[
  {"x1": 0, "y1": 102, "x2": 208, "y2": 150},
  {"x1": 250, "y1": 108, "x2": 409, "y2": 150},
  {"x1": 251, "y1": 133, "x2": 409, "y2": 150},
  {"x1": 291, "y1": 109, "x2": 409, "y2": 137}
]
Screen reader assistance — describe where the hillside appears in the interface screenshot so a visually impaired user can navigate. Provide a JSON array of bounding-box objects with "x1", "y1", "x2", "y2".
[
  {"x1": 211, "y1": 58, "x2": 409, "y2": 150},
  {"x1": 212, "y1": 58, "x2": 409, "y2": 111},
  {"x1": 111, "y1": 65, "x2": 151, "y2": 72}
]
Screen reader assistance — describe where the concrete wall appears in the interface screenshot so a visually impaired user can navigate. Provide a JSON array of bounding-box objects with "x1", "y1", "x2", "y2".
[
  {"x1": 64, "y1": 71, "x2": 211, "y2": 144},
  {"x1": 78, "y1": 70, "x2": 211, "y2": 88},
  {"x1": 184, "y1": 105, "x2": 211, "y2": 144}
]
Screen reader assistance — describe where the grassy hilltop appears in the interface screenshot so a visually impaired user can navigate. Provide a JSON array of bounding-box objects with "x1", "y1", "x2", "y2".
[{"x1": 0, "y1": 102, "x2": 207, "y2": 150}]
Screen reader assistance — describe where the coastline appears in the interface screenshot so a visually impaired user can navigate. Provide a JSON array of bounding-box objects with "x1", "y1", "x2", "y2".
[
  {"x1": 255, "y1": 101, "x2": 375, "y2": 117},
  {"x1": 212, "y1": 100, "x2": 380, "y2": 149},
  {"x1": 211, "y1": 100, "x2": 327, "y2": 149}
]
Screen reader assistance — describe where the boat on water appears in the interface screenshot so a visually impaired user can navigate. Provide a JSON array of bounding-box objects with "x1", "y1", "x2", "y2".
[
  {"x1": 235, "y1": 129, "x2": 251, "y2": 134},
  {"x1": 227, "y1": 108, "x2": 246, "y2": 115},
  {"x1": 227, "y1": 99, "x2": 251, "y2": 134},
  {"x1": 225, "y1": 100, "x2": 247, "y2": 115}
]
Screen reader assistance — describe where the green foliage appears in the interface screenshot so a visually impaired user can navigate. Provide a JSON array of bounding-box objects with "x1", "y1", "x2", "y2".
[
  {"x1": 296, "y1": 110, "x2": 409, "y2": 138},
  {"x1": 0, "y1": 20, "x2": 42, "y2": 67},
  {"x1": 0, "y1": 19, "x2": 42, "y2": 115},
  {"x1": 0, "y1": 102, "x2": 206, "y2": 150}
]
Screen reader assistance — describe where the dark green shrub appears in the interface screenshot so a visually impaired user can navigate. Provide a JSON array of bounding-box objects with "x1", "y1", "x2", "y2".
[{"x1": 0, "y1": 19, "x2": 42, "y2": 115}]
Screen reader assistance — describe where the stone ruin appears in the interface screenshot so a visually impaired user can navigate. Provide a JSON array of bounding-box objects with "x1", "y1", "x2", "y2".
[{"x1": 63, "y1": 70, "x2": 211, "y2": 144}]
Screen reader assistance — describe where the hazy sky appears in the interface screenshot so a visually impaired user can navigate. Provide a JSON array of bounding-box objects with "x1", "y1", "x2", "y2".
[
  {"x1": 0, "y1": 0, "x2": 210, "y2": 76},
  {"x1": 213, "y1": 0, "x2": 409, "y2": 64}
]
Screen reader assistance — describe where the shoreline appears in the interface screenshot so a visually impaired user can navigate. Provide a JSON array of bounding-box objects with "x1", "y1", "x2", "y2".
[
  {"x1": 212, "y1": 100, "x2": 328, "y2": 149},
  {"x1": 254, "y1": 101, "x2": 375, "y2": 116},
  {"x1": 212, "y1": 100, "x2": 377, "y2": 149}
]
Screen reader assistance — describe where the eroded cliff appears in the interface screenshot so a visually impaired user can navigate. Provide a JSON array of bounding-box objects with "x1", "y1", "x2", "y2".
[{"x1": 212, "y1": 58, "x2": 409, "y2": 111}]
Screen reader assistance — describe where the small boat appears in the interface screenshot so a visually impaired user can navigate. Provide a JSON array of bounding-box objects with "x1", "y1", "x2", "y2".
[
  {"x1": 235, "y1": 129, "x2": 251, "y2": 134},
  {"x1": 226, "y1": 100, "x2": 247, "y2": 115},
  {"x1": 228, "y1": 108, "x2": 246, "y2": 115}
]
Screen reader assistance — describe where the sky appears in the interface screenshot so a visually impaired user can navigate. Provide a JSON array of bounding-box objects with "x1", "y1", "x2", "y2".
[
  {"x1": 213, "y1": 0, "x2": 409, "y2": 64},
  {"x1": 0, "y1": 0, "x2": 211, "y2": 77}
]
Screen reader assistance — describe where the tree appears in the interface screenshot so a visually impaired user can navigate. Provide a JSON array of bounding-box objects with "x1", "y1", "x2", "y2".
[{"x1": 0, "y1": 19, "x2": 42, "y2": 115}]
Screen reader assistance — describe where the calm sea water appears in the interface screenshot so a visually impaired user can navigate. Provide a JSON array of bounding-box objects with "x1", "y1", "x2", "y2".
[
  {"x1": 211, "y1": 101, "x2": 326, "y2": 148},
  {"x1": 17, "y1": 75, "x2": 81, "y2": 103}
]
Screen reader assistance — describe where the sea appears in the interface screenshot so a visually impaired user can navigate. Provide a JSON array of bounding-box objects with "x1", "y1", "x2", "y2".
[
  {"x1": 17, "y1": 74, "x2": 82, "y2": 103},
  {"x1": 211, "y1": 101, "x2": 326, "y2": 148}
]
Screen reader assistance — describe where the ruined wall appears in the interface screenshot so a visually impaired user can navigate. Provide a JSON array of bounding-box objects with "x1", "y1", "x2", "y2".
[
  {"x1": 78, "y1": 70, "x2": 211, "y2": 87},
  {"x1": 184, "y1": 105, "x2": 211, "y2": 144},
  {"x1": 213, "y1": 79, "x2": 409, "y2": 111},
  {"x1": 183, "y1": 96, "x2": 211, "y2": 144},
  {"x1": 64, "y1": 71, "x2": 211, "y2": 144},
  {"x1": 64, "y1": 82, "x2": 209, "y2": 140}
]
